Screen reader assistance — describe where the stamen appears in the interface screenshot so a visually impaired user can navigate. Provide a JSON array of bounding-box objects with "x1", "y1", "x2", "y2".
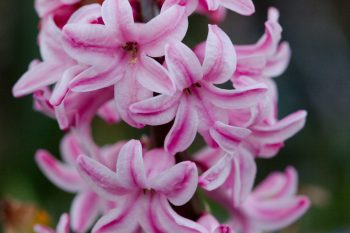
[
  {"x1": 122, "y1": 42, "x2": 139, "y2": 64},
  {"x1": 194, "y1": 83, "x2": 202, "y2": 88},
  {"x1": 184, "y1": 88, "x2": 191, "y2": 95}
]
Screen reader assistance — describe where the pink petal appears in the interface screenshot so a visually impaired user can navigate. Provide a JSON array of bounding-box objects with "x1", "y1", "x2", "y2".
[
  {"x1": 92, "y1": 193, "x2": 141, "y2": 233},
  {"x1": 143, "y1": 149, "x2": 175, "y2": 181},
  {"x1": 137, "y1": 55, "x2": 176, "y2": 95},
  {"x1": 263, "y1": 42, "x2": 291, "y2": 78},
  {"x1": 208, "y1": 7, "x2": 228, "y2": 23},
  {"x1": 202, "y1": 25, "x2": 236, "y2": 84},
  {"x1": 213, "y1": 225, "x2": 233, "y2": 233},
  {"x1": 256, "y1": 142, "x2": 284, "y2": 159},
  {"x1": 114, "y1": 70, "x2": 153, "y2": 128},
  {"x1": 67, "y1": 4, "x2": 102, "y2": 24},
  {"x1": 71, "y1": 191, "x2": 101, "y2": 233},
  {"x1": 62, "y1": 23, "x2": 120, "y2": 66},
  {"x1": 252, "y1": 110, "x2": 307, "y2": 144},
  {"x1": 129, "y1": 93, "x2": 180, "y2": 126},
  {"x1": 165, "y1": 96, "x2": 199, "y2": 155},
  {"x1": 50, "y1": 65, "x2": 86, "y2": 106},
  {"x1": 253, "y1": 167, "x2": 298, "y2": 200},
  {"x1": 140, "y1": 194, "x2": 205, "y2": 233},
  {"x1": 193, "y1": 147, "x2": 223, "y2": 170},
  {"x1": 161, "y1": 0, "x2": 198, "y2": 15},
  {"x1": 35, "y1": 0, "x2": 61, "y2": 17},
  {"x1": 234, "y1": 149, "x2": 257, "y2": 204},
  {"x1": 39, "y1": 17, "x2": 69, "y2": 62},
  {"x1": 116, "y1": 140, "x2": 149, "y2": 189},
  {"x1": 209, "y1": 121, "x2": 251, "y2": 153},
  {"x1": 235, "y1": 56, "x2": 267, "y2": 78},
  {"x1": 151, "y1": 161, "x2": 198, "y2": 206},
  {"x1": 165, "y1": 42, "x2": 203, "y2": 90},
  {"x1": 99, "y1": 141, "x2": 126, "y2": 171},
  {"x1": 193, "y1": 41, "x2": 205, "y2": 64},
  {"x1": 199, "y1": 154, "x2": 232, "y2": 191},
  {"x1": 235, "y1": 7, "x2": 281, "y2": 58},
  {"x1": 55, "y1": 87, "x2": 114, "y2": 130},
  {"x1": 140, "y1": 5, "x2": 188, "y2": 57},
  {"x1": 13, "y1": 61, "x2": 65, "y2": 97},
  {"x1": 60, "y1": 133, "x2": 83, "y2": 165},
  {"x1": 197, "y1": 214, "x2": 220, "y2": 232},
  {"x1": 33, "y1": 88, "x2": 56, "y2": 119},
  {"x1": 219, "y1": 0, "x2": 255, "y2": 15},
  {"x1": 35, "y1": 150, "x2": 84, "y2": 193},
  {"x1": 203, "y1": 0, "x2": 221, "y2": 11},
  {"x1": 77, "y1": 155, "x2": 129, "y2": 200},
  {"x1": 101, "y1": 0, "x2": 136, "y2": 42},
  {"x1": 247, "y1": 196, "x2": 310, "y2": 231},
  {"x1": 69, "y1": 61, "x2": 124, "y2": 92},
  {"x1": 202, "y1": 82, "x2": 267, "y2": 109},
  {"x1": 57, "y1": 213, "x2": 70, "y2": 233},
  {"x1": 229, "y1": 107, "x2": 258, "y2": 128},
  {"x1": 228, "y1": 150, "x2": 256, "y2": 206}
]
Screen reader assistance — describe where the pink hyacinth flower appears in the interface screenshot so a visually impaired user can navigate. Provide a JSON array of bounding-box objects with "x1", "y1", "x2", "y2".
[
  {"x1": 35, "y1": 133, "x2": 124, "y2": 232},
  {"x1": 227, "y1": 167, "x2": 310, "y2": 233},
  {"x1": 231, "y1": 77, "x2": 307, "y2": 158},
  {"x1": 62, "y1": 0, "x2": 189, "y2": 127},
  {"x1": 197, "y1": 214, "x2": 234, "y2": 233},
  {"x1": 234, "y1": 7, "x2": 291, "y2": 80},
  {"x1": 131, "y1": 25, "x2": 267, "y2": 154},
  {"x1": 76, "y1": 139, "x2": 207, "y2": 233},
  {"x1": 34, "y1": 213, "x2": 70, "y2": 233},
  {"x1": 12, "y1": 15, "x2": 75, "y2": 98},
  {"x1": 13, "y1": 3, "x2": 103, "y2": 105}
]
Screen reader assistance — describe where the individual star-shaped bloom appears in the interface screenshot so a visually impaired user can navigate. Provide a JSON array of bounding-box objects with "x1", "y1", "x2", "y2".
[
  {"x1": 35, "y1": 133, "x2": 124, "y2": 232},
  {"x1": 225, "y1": 167, "x2": 310, "y2": 233},
  {"x1": 12, "y1": 3, "x2": 102, "y2": 105},
  {"x1": 34, "y1": 213, "x2": 70, "y2": 233},
  {"x1": 62, "y1": 0, "x2": 188, "y2": 127},
  {"x1": 76, "y1": 140, "x2": 206, "y2": 233},
  {"x1": 12, "y1": 15, "x2": 75, "y2": 98},
  {"x1": 130, "y1": 25, "x2": 267, "y2": 155},
  {"x1": 194, "y1": 146, "x2": 256, "y2": 208},
  {"x1": 197, "y1": 214, "x2": 234, "y2": 233},
  {"x1": 233, "y1": 7, "x2": 291, "y2": 80},
  {"x1": 194, "y1": 8, "x2": 289, "y2": 79},
  {"x1": 229, "y1": 77, "x2": 307, "y2": 158}
]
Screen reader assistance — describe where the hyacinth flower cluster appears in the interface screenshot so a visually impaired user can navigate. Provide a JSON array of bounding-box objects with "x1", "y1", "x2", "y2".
[{"x1": 13, "y1": 0, "x2": 311, "y2": 232}]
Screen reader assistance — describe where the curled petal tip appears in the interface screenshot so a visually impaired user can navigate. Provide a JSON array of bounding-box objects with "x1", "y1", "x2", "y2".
[
  {"x1": 268, "y1": 7, "x2": 280, "y2": 21},
  {"x1": 299, "y1": 196, "x2": 311, "y2": 210}
]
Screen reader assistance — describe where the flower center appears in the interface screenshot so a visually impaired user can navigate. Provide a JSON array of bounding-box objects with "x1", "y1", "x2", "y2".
[
  {"x1": 184, "y1": 83, "x2": 202, "y2": 95},
  {"x1": 122, "y1": 41, "x2": 139, "y2": 64}
]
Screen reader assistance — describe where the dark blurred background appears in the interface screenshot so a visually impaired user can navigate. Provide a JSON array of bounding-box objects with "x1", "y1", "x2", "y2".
[{"x1": 0, "y1": 0, "x2": 350, "y2": 232}]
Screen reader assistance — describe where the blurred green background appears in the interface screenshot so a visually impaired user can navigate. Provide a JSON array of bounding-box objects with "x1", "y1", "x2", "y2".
[{"x1": 1, "y1": 0, "x2": 350, "y2": 232}]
